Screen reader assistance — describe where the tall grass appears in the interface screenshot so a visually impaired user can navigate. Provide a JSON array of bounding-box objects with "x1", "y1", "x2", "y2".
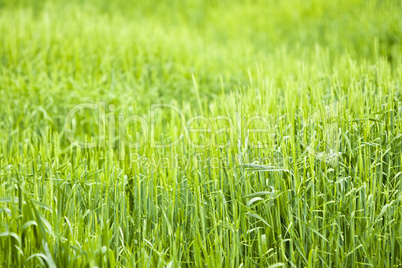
[{"x1": 1, "y1": 0, "x2": 402, "y2": 267}]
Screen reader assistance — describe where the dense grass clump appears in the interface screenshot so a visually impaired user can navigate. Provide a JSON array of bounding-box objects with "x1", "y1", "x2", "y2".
[{"x1": 1, "y1": 0, "x2": 402, "y2": 267}]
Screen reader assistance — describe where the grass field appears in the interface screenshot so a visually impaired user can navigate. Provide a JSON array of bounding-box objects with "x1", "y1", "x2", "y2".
[{"x1": 1, "y1": 0, "x2": 402, "y2": 267}]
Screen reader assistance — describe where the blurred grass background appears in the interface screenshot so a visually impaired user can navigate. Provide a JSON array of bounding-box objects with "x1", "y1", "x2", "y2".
[{"x1": 1, "y1": 0, "x2": 401, "y2": 139}]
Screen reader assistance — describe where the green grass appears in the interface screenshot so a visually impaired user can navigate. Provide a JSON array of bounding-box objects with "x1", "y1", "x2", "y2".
[{"x1": 1, "y1": 0, "x2": 402, "y2": 267}]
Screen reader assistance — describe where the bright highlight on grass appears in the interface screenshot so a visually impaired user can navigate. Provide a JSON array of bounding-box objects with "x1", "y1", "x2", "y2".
[{"x1": 1, "y1": 0, "x2": 402, "y2": 267}]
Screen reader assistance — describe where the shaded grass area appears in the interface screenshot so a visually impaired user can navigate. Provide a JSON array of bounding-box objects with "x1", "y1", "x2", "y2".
[{"x1": 1, "y1": 0, "x2": 402, "y2": 267}]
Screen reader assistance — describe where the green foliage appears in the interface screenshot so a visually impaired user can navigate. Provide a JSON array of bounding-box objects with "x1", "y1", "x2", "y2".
[{"x1": 1, "y1": 0, "x2": 402, "y2": 267}]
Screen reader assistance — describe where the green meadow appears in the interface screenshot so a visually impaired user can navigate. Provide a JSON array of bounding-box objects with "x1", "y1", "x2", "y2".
[{"x1": 1, "y1": 0, "x2": 402, "y2": 266}]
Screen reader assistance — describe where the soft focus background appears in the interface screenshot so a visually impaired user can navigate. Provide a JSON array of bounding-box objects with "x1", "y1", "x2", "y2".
[{"x1": 1, "y1": 0, "x2": 402, "y2": 267}]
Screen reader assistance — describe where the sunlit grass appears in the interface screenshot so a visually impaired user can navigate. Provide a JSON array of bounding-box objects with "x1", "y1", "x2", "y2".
[{"x1": 1, "y1": 0, "x2": 402, "y2": 267}]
